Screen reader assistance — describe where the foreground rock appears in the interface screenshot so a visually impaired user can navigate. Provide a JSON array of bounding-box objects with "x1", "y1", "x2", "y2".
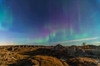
[
  {"x1": 67, "y1": 57, "x2": 98, "y2": 66},
  {"x1": 11, "y1": 55, "x2": 69, "y2": 66}
]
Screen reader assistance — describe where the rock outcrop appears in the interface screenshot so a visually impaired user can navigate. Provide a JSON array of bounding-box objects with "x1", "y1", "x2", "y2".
[
  {"x1": 67, "y1": 45, "x2": 86, "y2": 57},
  {"x1": 52, "y1": 44, "x2": 65, "y2": 50}
]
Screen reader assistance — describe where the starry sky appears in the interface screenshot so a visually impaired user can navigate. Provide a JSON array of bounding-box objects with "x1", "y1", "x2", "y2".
[{"x1": 0, "y1": 0, "x2": 100, "y2": 45}]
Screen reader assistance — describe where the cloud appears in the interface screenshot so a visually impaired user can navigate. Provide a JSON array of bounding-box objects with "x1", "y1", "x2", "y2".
[
  {"x1": 54, "y1": 37, "x2": 99, "y2": 44},
  {"x1": 92, "y1": 42, "x2": 100, "y2": 44}
]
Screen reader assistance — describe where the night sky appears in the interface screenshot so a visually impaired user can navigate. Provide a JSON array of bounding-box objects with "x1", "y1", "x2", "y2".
[{"x1": 0, "y1": 0, "x2": 100, "y2": 45}]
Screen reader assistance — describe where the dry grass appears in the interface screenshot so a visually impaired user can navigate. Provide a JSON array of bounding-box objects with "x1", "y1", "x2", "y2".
[
  {"x1": 67, "y1": 57, "x2": 98, "y2": 66},
  {"x1": 0, "y1": 45, "x2": 99, "y2": 66}
]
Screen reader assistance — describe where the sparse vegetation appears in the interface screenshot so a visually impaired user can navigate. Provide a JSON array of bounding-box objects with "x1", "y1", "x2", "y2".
[{"x1": 67, "y1": 57, "x2": 98, "y2": 66}]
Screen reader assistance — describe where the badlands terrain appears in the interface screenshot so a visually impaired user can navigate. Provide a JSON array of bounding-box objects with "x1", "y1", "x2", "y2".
[{"x1": 0, "y1": 44, "x2": 100, "y2": 66}]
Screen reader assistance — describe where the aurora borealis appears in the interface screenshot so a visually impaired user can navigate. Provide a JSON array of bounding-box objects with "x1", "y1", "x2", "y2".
[{"x1": 0, "y1": 0, "x2": 100, "y2": 45}]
